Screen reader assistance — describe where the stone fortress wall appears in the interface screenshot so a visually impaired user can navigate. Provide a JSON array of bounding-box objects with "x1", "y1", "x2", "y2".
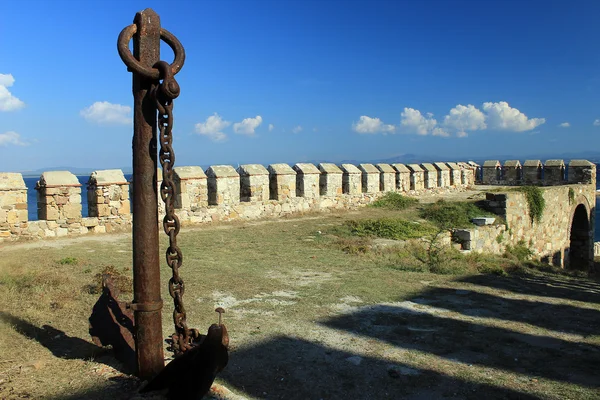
[
  {"x1": 458, "y1": 159, "x2": 596, "y2": 268},
  {"x1": 0, "y1": 159, "x2": 596, "y2": 268},
  {"x1": 0, "y1": 161, "x2": 478, "y2": 242}
]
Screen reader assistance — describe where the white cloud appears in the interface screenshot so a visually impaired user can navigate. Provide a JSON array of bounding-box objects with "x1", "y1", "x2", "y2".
[
  {"x1": 482, "y1": 101, "x2": 545, "y2": 132},
  {"x1": 194, "y1": 113, "x2": 231, "y2": 142},
  {"x1": 268, "y1": 124, "x2": 274, "y2": 132},
  {"x1": 594, "y1": 119, "x2": 600, "y2": 126},
  {"x1": 400, "y1": 108, "x2": 448, "y2": 136},
  {"x1": 353, "y1": 116, "x2": 395, "y2": 134},
  {"x1": 80, "y1": 101, "x2": 131, "y2": 125},
  {"x1": 443, "y1": 104, "x2": 486, "y2": 137},
  {"x1": 233, "y1": 115, "x2": 262, "y2": 136},
  {"x1": 292, "y1": 125, "x2": 303, "y2": 134},
  {"x1": 0, "y1": 131, "x2": 28, "y2": 146},
  {"x1": 0, "y1": 74, "x2": 25, "y2": 112},
  {"x1": 559, "y1": 122, "x2": 570, "y2": 128}
]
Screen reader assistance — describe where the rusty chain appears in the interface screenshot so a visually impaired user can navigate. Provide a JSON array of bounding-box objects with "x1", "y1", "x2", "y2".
[{"x1": 151, "y1": 61, "x2": 199, "y2": 355}]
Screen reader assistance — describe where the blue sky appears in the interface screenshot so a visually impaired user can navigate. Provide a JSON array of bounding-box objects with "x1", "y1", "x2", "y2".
[{"x1": 1, "y1": 0, "x2": 600, "y2": 172}]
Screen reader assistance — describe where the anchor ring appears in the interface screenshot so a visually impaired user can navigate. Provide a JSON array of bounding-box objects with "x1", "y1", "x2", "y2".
[{"x1": 117, "y1": 24, "x2": 185, "y2": 79}]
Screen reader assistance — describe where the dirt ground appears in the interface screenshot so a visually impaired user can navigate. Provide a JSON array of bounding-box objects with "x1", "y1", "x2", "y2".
[{"x1": 1, "y1": 204, "x2": 599, "y2": 399}]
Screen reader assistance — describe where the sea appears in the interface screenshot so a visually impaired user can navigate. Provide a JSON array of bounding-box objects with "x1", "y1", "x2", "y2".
[{"x1": 21, "y1": 173, "x2": 600, "y2": 241}]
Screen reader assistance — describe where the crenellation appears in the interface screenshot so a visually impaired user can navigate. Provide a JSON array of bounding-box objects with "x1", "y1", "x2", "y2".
[
  {"x1": 36, "y1": 171, "x2": 82, "y2": 222},
  {"x1": 268, "y1": 163, "x2": 296, "y2": 201},
  {"x1": 238, "y1": 164, "x2": 269, "y2": 202},
  {"x1": 503, "y1": 160, "x2": 522, "y2": 184},
  {"x1": 358, "y1": 164, "x2": 380, "y2": 193},
  {"x1": 568, "y1": 159, "x2": 596, "y2": 184},
  {"x1": 482, "y1": 160, "x2": 502, "y2": 184},
  {"x1": 375, "y1": 163, "x2": 395, "y2": 192},
  {"x1": 445, "y1": 162, "x2": 461, "y2": 187},
  {"x1": 341, "y1": 164, "x2": 362, "y2": 194},
  {"x1": 406, "y1": 164, "x2": 425, "y2": 191},
  {"x1": 318, "y1": 163, "x2": 343, "y2": 196},
  {"x1": 174, "y1": 166, "x2": 208, "y2": 209},
  {"x1": 544, "y1": 160, "x2": 566, "y2": 185},
  {"x1": 391, "y1": 163, "x2": 411, "y2": 192},
  {"x1": 433, "y1": 162, "x2": 450, "y2": 188},
  {"x1": 420, "y1": 163, "x2": 438, "y2": 189},
  {"x1": 206, "y1": 165, "x2": 240, "y2": 206},
  {"x1": 523, "y1": 160, "x2": 542, "y2": 185},
  {"x1": 294, "y1": 163, "x2": 320, "y2": 199}
]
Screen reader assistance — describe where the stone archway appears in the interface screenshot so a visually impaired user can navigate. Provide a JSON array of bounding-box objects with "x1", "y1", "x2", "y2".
[{"x1": 568, "y1": 203, "x2": 591, "y2": 270}]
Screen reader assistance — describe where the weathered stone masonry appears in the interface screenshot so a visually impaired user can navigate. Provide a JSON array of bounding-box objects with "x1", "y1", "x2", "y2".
[
  {"x1": 454, "y1": 160, "x2": 596, "y2": 268},
  {"x1": 0, "y1": 161, "x2": 477, "y2": 242}
]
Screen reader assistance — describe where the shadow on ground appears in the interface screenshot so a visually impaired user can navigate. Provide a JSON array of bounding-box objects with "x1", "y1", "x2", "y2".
[
  {"x1": 0, "y1": 311, "x2": 132, "y2": 375},
  {"x1": 219, "y1": 336, "x2": 541, "y2": 400},
  {"x1": 458, "y1": 273, "x2": 600, "y2": 304}
]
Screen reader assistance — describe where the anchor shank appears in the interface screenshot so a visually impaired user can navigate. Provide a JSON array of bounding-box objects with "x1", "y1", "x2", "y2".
[{"x1": 131, "y1": 8, "x2": 164, "y2": 380}]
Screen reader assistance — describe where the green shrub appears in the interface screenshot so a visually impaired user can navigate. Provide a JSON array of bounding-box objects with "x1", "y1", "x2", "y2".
[
  {"x1": 419, "y1": 200, "x2": 490, "y2": 229},
  {"x1": 568, "y1": 188, "x2": 575, "y2": 204},
  {"x1": 504, "y1": 240, "x2": 533, "y2": 262},
  {"x1": 371, "y1": 192, "x2": 418, "y2": 210},
  {"x1": 516, "y1": 186, "x2": 545, "y2": 223},
  {"x1": 346, "y1": 218, "x2": 435, "y2": 240}
]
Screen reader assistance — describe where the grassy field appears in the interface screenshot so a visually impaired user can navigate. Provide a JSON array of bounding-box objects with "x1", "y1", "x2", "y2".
[{"x1": 1, "y1": 196, "x2": 599, "y2": 399}]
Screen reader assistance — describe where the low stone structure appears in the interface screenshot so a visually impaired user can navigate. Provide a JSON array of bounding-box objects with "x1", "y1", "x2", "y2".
[
  {"x1": 392, "y1": 164, "x2": 411, "y2": 192},
  {"x1": 358, "y1": 164, "x2": 380, "y2": 193},
  {"x1": 420, "y1": 163, "x2": 437, "y2": 189},
  {"x1": 294, "y1": 163, "x2": 320, "y2": 199},
  {"x1": 544, "y1": 160, "x2": 565, "y2": 185},
  {"x1": 523, "y1": 160, "x2": 542, "y2": 185},
  {"x1": 482, "y1": 160, "x2": 502, "y2": 184},
  {"x1": 206, "y1": 165, "x2": 240, "y2": 206},
  {"x1": 376, "y1": 164, "x2": 396, "y2": 192},
  {"x1": 318, "y1": 163, "x2": 343, "y2": 196},
  {"x1": 433, "y1": 162, "x2": 450, "y2": 188},
  {"x1": 268, "y1": 163, "x2": 296, "y2": 201},
  {"x1": 445, "y1": 162, "x2": 461, "y2": 187},
  {"x1": 503, "y1": 160, "x2": 522, "y2": 184},
  {"x1": 0, "y1": 173, "x2": 27, "y2": 239},
  {"x1": 341, "y1": 164, "x2": 362, "y2": 194},
  {"x1": 406, "y1": 164, "x2": 425, "y2": 191},
  {"x1": 238, "y1": 164, "x2": 269, "y2": 202}
]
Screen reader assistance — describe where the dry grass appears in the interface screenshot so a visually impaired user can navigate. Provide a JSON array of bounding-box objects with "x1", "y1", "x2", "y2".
[{"x1": 0, "y1": 202, "x2": 599, "y2": 399}]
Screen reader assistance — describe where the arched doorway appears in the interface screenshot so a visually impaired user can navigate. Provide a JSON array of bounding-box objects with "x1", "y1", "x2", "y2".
[{"x1": 568, "y1": 204, "x2": 591, "y2": 270}]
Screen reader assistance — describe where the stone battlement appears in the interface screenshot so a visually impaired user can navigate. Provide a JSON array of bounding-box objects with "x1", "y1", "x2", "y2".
[
  {"x1": 0, "y1": 159, "x2": 595, "y2": 244},
  {"x1": 476, "y1": 159, "x2": 596, "y2": 186}
]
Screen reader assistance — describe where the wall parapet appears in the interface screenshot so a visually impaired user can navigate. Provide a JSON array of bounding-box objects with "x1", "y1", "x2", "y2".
[
  {"x1": 479, "y1": 159, "x2": 595, "y2": 186},
  {"x1": 2, "y1": 158, "x2": 590, "y2": 244}
]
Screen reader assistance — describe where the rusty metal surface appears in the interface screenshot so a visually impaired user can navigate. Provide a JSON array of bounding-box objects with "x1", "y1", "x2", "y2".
[
  {"x1": 118, "y1": 8, "x2": 165, "y2": 380},
  {"x1": 150, "y1": 59, "x2": 200, "y2": 355},
  {"x1": 139, "y1": 308, "x2": 229, "y2": 398},
  {"x1": 88, "y1": 275, "x2": 136, "y2": 372}
]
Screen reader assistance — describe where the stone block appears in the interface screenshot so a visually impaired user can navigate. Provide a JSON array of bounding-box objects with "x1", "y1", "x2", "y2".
[
  {"x1": 445, "y1": 162, "x2": 461, "y2": 187},
  {"x1": 482, "y1": 160, "x2": 502, "y2": 184},
  {"x1": 206, "y1": 165, "x2": 240, "y2": 206},
  {"x1": 433, "y1": 162, "x2": 450, "y2": 188},
  {"x1": 318, "y1": 163, "x2": 343, "y2": 196},
  {"x1": 543, "y1": 160, "x2": 565, "y2": 185},
  {"x1": 568, "y1": 160, "x2": 595, "y2": 185},
  {"x1": 523, "y1": 160, "x2": 542, "y2": 185},
  {"x1": 293, "y1": 163, "x2": 320, "y2": 199},
  {"x1": 340, "y1": 164, "x2": 362, "y2": 194},
  {"x1": 503, "y1": 160, "x2": 522, "y2": 184},
  {"x1": 237, "y1": 164, "x2": 269, "y2": 203},
  {"x1": 358, "y1": 164, "x2": 379, "y2": 193},
  {"x1": 268, "y1": 164, "x2": 296, "y2": 201},
  {"x1": 391, "y1": 164, "x2": 411, "y2": 191},
  {"x1": 0, "y1": 173, "x2": 26, "y2": 191},
  {"x1": 406, "y1": 164, "x2": 424, "y2": 191},
  {"x1": 375, "y1": 164, "x2": 396, "y2": 192}
]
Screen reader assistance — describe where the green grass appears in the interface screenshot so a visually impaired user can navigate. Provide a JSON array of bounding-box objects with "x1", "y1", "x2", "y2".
[
  {"x1": 419, "y1": 199, "x2": 491, "y2": 229},
  {"x1": 0, "y1": 203, "x2": 599, "y2": 400},
  {"x1": 345, "y1": 218, "x2": 436, "y2": 240},
  {"x1": 370, "y1": 192, "x2": 418, "y2": 210}
]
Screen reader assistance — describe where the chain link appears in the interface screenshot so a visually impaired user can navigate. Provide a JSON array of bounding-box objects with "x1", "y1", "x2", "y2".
[{"x1": 151, "y1": 60, "x2": 199, "y2": 355}]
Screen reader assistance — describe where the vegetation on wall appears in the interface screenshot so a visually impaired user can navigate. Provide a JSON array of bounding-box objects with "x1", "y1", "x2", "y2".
[
  {"x1": 516, "y1": 186, "x2": 545, "y2": 224},
  {"x1": 568, "y1": 187, "x2": 575, "y2": 205},
  {"x1": 419, "y1": 199, "x2": 489, "y2": 229}
]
